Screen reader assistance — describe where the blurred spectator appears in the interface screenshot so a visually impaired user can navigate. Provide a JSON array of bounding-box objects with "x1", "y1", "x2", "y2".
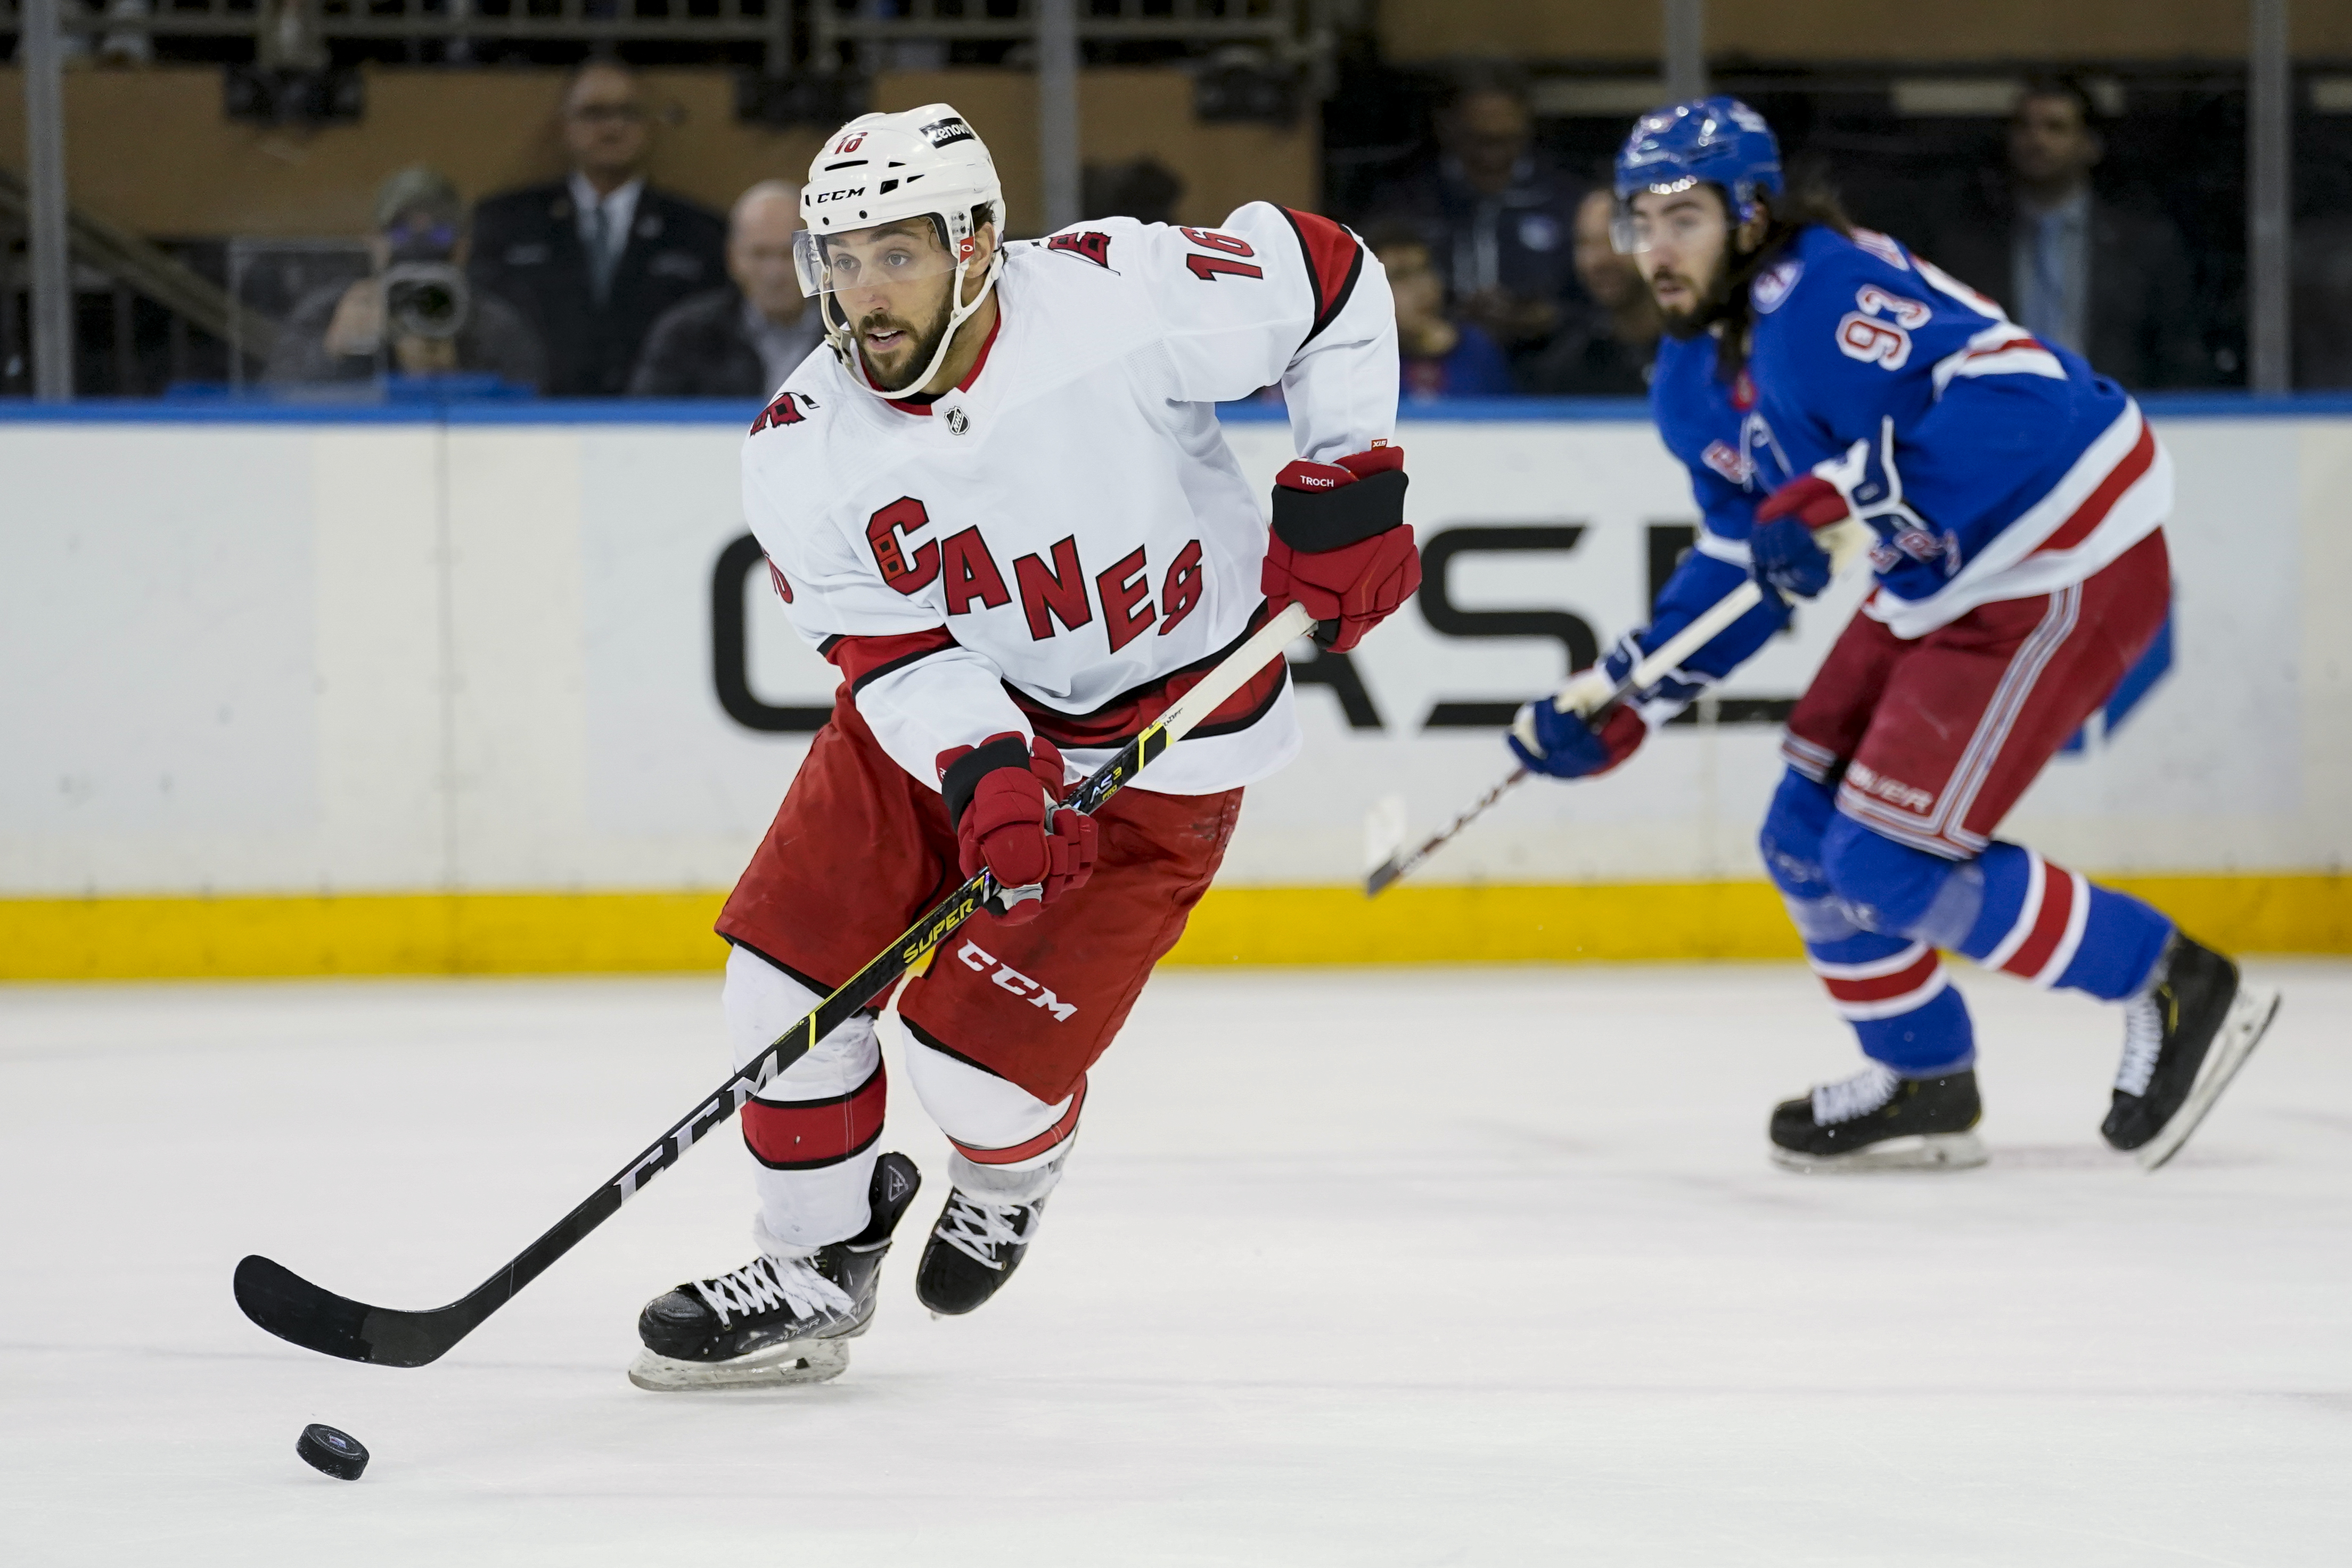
[
  {"x1": 629, "y1": 181, "x2": 822, "y2": 397},
  {"x1": 2294, "y1": 217, "x2": 2352, "y2": 389},
  {"x1": 1364, "y1": 62, "x2": 1587, "y2": 374},
  {"x1": 1082, "y1": 157, "x2": 1185, "y2": 226},
  {"x1": 469, "y1": 61, "x2": 727, "y2": 396},
  {"x1": 1913, "y1": 77, "x2": 2206, "y2": 389},
  {"x1": 1521, "y1": 188, "x2": 1661, "y2": 396},
  {"x1": 266, "y1": 166, "x2": 545, "y2": 391},
  {"x1": 1368, "y1": 225, "x2": 1514, "y2": 401}
]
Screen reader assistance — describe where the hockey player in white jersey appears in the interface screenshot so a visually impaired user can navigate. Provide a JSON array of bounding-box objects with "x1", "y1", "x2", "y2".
[{"x1": 628, "y1": 106, "x2": 1413, "y2": 1389}]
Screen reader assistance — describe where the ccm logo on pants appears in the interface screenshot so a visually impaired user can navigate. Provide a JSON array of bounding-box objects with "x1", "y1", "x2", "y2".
[{"x1": 956, "y1": 941, "x2": 1078, "y2": 1022}]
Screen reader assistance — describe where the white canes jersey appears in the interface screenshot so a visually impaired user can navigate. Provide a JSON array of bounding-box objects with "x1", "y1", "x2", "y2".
[{"x1": 739, "y1": 202, "x2": 1397, "y2": 795}]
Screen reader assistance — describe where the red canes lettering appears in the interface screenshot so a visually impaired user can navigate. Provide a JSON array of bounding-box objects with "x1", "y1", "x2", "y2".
[
  {"x1": 867, "y1": 496, "x2": 940, "y2": 594},
  {"x1": 1096, "y1": 546, "x2": 1155, "y2": 653},
  {"x1": 1159, "y1": 539, "x2": 1203, "y2": 635},
  {"x1": 1015, "y1": 536, "x2": 1094, "y2": 641},
  {"x1": 939, "y1": 527, "x2": 1012, "y2": 616}
]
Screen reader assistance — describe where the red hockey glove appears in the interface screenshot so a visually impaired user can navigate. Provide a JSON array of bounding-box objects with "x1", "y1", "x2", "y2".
[
  {"x1": 1260, "y1": 445, "x2": 1421, "y2": 653},
  {"x1": 1750, "y1": 475, "x2": 1853, "y2": 600},
  {"x1": 938, "y1": 733, "x2": 1099, "y2": 924}
]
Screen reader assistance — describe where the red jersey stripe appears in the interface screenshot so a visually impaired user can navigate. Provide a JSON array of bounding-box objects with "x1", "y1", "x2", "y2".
[
  {"x1": 826, "y1": 627, "x2": 960, "y2": 692},
  {"x1": 1012, "y1": 608, "x2": 1290, "y2": 749},
  {"x1": 2034, "y1": 422, "x2": 2158, "y2": 555}
]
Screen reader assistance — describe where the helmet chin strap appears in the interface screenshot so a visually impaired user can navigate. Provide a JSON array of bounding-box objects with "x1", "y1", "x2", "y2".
[{"x1": 825, "y1": 249, "x2": 1005, "y2": 401}]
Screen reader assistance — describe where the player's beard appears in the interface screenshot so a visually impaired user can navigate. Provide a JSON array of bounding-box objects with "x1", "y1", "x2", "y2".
[
  {"x1": 853, "y1": 290, "x2": 956, "y2": 393},
  {"x1": 1651, "y1": 251, "x2": 1738, "y2": 340}
]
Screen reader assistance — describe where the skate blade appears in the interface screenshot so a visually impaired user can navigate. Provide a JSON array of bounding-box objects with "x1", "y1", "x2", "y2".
[
  {"x1": 2137, "y1": 987, "x2": 2280, "y2": 1172},
  {"x1": 1771, "y1": 1131, "x2": 1988, "y2": 1174},
  {"x1": 626, "y1": 1336, "x2": 850, "y2": 1392}
]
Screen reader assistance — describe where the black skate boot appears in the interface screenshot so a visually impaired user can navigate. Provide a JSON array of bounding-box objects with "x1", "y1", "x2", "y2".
[
  {"x1": 628, "y1": 1152, "x2": 921, "y2": 1390},
  {"x1": 1769, "y1": 1063, "x2": 1987, "y2": 1172},
  {"x1": 915, "y1": 1187, "x2": 1049, "y2": 1316},
  {"x1": 2103, "y1": 934, "x2": 2281, "y2": 1169}
]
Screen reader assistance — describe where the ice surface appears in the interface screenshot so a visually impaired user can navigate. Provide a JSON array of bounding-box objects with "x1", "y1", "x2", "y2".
[{"x1": 3, "y1": 962, "x2": 2347, "y2": 1565}]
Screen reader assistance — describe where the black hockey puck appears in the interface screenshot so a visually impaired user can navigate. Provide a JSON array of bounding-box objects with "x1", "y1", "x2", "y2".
[{"x1": 296, "y1": 1423, "x2": 368, "y2": 1481}]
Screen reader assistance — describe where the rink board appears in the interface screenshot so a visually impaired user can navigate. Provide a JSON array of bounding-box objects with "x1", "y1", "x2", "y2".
[{"x1": 3, "y1": 400, "x2": 2347, "y2": 974}]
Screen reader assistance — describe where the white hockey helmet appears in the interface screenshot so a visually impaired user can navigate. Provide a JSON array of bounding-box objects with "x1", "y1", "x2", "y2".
[{"x1": 794, "y1": 103, "x2": 1007, "y2": 397}]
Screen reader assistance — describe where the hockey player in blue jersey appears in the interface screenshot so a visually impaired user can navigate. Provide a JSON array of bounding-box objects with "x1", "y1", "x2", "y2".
[{"x1": 1509, "y1": 97, "x2": 2279, "y2": 1171}]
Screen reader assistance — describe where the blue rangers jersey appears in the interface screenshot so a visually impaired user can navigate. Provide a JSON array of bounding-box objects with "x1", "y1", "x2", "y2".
[
  {"x1": 1745, "y1": 223, "x2": 2168, "y2": 638},
  {"x1": 1595, "y1": 330, "x2": 1794, "y2": 726},
  {"x1": 1618, "y1": 221, "x2": 2171, "y2": 720}
]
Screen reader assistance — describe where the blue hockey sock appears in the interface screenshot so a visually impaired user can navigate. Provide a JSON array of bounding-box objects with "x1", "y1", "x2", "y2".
[
  {"x1": 1805, "y1": 927, "x2": 1977, "y2": 1076},
  {"x1": 1957, "y1": 842, "x2": 2174, "y2": 1001},
  {"x1": 1763, "y1": 769, "x2": 1976, "y2": 1075}
]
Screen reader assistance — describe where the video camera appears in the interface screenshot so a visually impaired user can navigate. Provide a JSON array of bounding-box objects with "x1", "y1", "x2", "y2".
[{"x1": 380, "y1": 223, "x2": 470, "y2": 342}]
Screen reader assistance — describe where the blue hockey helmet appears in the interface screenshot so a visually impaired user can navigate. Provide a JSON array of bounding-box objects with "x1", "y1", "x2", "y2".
[{"x1": 1613, "y1": 95, "x2": 1783, "y2": 242}]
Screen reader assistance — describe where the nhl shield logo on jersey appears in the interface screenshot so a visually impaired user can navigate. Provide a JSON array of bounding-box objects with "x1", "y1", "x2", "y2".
[{"x1": 946, "y1": 407, "x2": 970, "y2": 436}]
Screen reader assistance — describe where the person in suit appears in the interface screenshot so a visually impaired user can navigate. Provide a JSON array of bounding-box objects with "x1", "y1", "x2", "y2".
[
  {"x1": 629, "y1": 180, "x2": 824, "y2": 397},
  {"x1": 468, "y1": 60, "x2": 728, "y2": 396},
  {"x1": 1911, "y1": 77, "x2": 2210, "y2": 390},
  {"x1": 1362, "y1": 61, "x2": 1591, "y2": 381}
]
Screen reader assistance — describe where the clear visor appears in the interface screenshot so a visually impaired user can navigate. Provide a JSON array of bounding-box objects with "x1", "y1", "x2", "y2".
[
  {"x1": 792, "y1": 220, "x2": 961, "y2": 299},
  {"x1": 1610, "y1": 179, "x2": 1730, "y2": 255}
]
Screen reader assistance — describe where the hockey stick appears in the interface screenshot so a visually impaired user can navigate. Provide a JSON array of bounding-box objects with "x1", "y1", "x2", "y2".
[
  {"x1": 1364, "y1": 520, "x2": 1875, "y2": 897},
  {"x1": 235, "y1": 602, "x2": 1318, "y2": 1368}
]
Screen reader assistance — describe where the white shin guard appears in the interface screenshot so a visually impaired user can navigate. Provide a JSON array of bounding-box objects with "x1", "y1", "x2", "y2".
[
  {"x1": 724, "y1": 944, "x2": 880, "y2": 1256},
  {"x1": 902, "y1": 1035, "x2": 1079, "y2": 1208}
]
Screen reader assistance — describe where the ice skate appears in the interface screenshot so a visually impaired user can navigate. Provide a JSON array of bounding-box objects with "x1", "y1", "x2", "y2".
[
  {"x1": 2104, "y1": 935, "x2": 2281, "y2": 1170},
  {"x1": 628, "y1": 1152, "x2": 921, "y2": 1390},
  {"x1": 915, "y1": 1187, "x2": 1048, "y2": 1316},
  {"x1": 1769, "y1": 1063, "x2": 1988, "y2": 1172}
]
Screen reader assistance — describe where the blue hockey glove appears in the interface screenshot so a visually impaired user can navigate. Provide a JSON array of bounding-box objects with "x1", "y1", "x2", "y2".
[
  {"x1": 1507, "y1": 695, "x2": 1647, "y2": 780},
  {"x1": 1749, "y1": 475, "x2": 1851, "y2": 599}
]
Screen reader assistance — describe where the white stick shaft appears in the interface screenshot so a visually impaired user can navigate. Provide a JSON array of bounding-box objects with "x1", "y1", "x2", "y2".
[
  {"x1": 1595, "y1": 517, "x2": 1874, "y2": 701},
  {"x1": 1155, "y1": 602, "x2": 1316, "y2": 746},
  {"x1": 1620, "y1": 580, "x2": 1762, "y2": 694}
]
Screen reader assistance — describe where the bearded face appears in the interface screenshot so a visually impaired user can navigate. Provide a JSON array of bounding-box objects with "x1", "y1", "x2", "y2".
[
  {"x1": 1651, "y1": 251, "x2": 1738, "y2": 340},
  {"x1": 853, "y1": 284, "x2": 957, "y2": 392},
  {"x1": 1627, "y1": 186, "x2": 1740, "y2": 339}
]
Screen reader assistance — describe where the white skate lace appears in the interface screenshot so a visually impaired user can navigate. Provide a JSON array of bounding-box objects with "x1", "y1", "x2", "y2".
[
  {"x1": 2116, "y1": 990, "x2": 2164, "y2": 1097},
  {"x1": 692, "y1": 1253, "x2": 853, "y2": 1329},
  {"x1": 1811, "y1": 1062, "x2": 1902, "y2": 1125},
  {"x1": 935, "y1": 1189, "x2": 1036, "y2": 1272}
]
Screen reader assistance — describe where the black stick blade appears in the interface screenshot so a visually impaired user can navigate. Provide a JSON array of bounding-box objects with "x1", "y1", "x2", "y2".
[
  {"x1": 234, "y1": 1254, "x2": 458, "y2": 1368},
  {"x1": 1364, "y1": 857, "x2": 1406, "y2": 898}
]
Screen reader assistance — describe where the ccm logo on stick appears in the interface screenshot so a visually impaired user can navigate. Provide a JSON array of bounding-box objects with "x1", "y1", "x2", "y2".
[{"x1": 955, "y1": 940, "x2": 1077, "y2": 1021}]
